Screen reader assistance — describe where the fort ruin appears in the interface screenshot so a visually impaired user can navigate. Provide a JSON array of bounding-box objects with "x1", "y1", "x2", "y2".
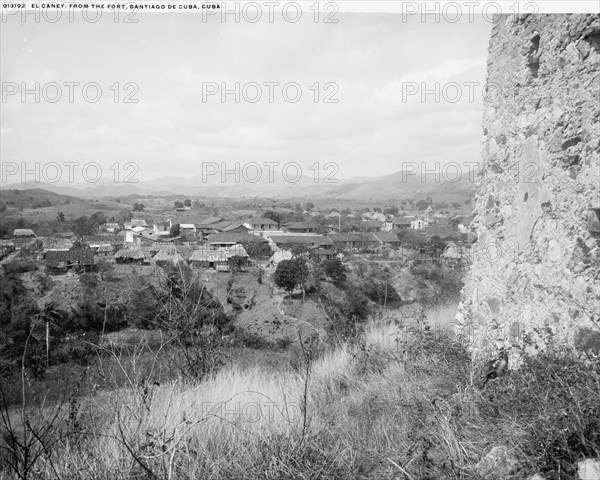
[{"x1": 456, "y1": 14, "x2": 600, "y2": 362}]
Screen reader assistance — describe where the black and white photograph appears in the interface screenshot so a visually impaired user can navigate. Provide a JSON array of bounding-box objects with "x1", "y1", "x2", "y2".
[{"x1": 0, "y1": 1, "x2": 599, "y2": 478}]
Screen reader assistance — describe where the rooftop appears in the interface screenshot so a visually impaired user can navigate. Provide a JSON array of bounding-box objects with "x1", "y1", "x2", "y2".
[
  {"x1": 13, "y1": 229, "x2": 36, "y2": 237},
  {"x1": 328, "y1": 233, "x2": 379, "y2": 243},
  {"x1": 207, "y1": 233, "x2": 268, "y2": 244},
  {"x1": 197, "y1": 217, "x2": 224, "y2": 226},
  {"x1": 247, "y1": 218, "x2": 279, "y2": 225},
  {"x1": 270, "y1": 235, "x2": 333, "y2": 246},
  {"x1": 392, "y1": 216, "x2": 414, "y2": 225}
]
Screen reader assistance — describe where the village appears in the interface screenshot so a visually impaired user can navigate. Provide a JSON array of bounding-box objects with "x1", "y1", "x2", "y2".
[{"x1": 0, "y1": 202, "x2": 475, "y2": 274}]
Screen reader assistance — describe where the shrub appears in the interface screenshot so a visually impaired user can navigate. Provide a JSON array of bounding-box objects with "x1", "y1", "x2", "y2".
[
  {"x1": 322, "y1": 257, "x2": 346, "y2": 284},
  {"x1": 478, "y1": 344, "x2": 600, "y2": 477},
  {"x1": 2, "y1": 260, "x2": 37, "y2": 275},
  {"x1": 229, "y1": 327, "x2": 277, "y2": 349}
]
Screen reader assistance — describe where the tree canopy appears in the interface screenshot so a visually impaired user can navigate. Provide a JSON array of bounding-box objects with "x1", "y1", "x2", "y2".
[{"x1": 273, "y1": 258, "x2": 309, "y2": 296}]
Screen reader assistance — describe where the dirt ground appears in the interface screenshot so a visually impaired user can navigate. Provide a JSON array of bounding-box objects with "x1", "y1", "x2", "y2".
[{"x1": 209, "y1": 265, "x2": 328, "y2": 343}]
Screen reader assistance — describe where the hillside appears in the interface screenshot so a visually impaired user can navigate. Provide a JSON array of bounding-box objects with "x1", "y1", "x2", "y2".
[
  {"x1": 0, "y1": 188, "x2": 85, "y2": 209},
  {"x1": 1, "y1": 167, "x2": 476, "y2": 203}
]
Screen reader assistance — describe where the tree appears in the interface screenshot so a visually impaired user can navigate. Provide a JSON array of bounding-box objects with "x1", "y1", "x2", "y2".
[
  {"x1": 170, "y1": 224, "x2": 181, "y2": 238},
  {"x1": 174, "y1": 201, "x2": 184, "y2": 209},
  {"x1": 294, "y1": 257, "x2": 311, "y2": 299},
  {"x1": 90, "y1": 211, "x2": 107, "y2": 227},
  {"x1": 71, "y1": 212, "x2": 106, "y2": 237},
  {"x1": 416, "y1": 199, "x2": 430, "y2": 210},
  {"x1": 384, "y1": 205, "x2": 398, "y2": 216},
  {"x1": 428, "y1": 236, "x2": 447, "y2": 259},
  {"x1": 322, "y1": 257, "x2": 346, "y2": 284},
  {"x1": 342, "y1": 286, "x2": 370, "y2": 322},
  {"x1": 362, "y1": 264, "x2": 401, "y2": 307},
  {"x1": 183, "y1": 199, "x2": 192, "y2": 208},
  {"x1": 56, "y1": 211, "x2": 65, "y2": 223},
  {"x1": 273, "y1": 259, "x2": 307, "y2": 297},
  {"x1": 305, "y1": 201, "x2": 315, "y2": 211},
  {"x1": 118, "y1": 209, "x2": 133, "y2": 227},
  {"x1": 228, "y1": 255, "x2": 245, "y2": 273},
  {"x1": 264, "y1": 210, "x2": 283, "y2": 226},
  {"x1": 133, "y1": 202, "x2": 145, "y2": 211}
]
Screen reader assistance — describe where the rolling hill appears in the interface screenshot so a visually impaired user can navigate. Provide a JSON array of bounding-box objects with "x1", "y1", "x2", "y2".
[
  {"x1": 2, "y1": 167, "x2": 476, "y2": 203},
  {"x1": 0, "y1": 187, "x2": 85, "y2": 209}
]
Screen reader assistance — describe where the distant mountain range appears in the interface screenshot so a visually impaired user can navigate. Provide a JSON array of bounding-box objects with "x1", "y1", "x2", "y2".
[{"x1": 2, "y1": 167, "x2": 476, "y2": 203}]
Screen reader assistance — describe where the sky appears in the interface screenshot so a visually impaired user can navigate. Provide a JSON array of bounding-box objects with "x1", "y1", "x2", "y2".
[{"x1": 1, "y1": 8, "x2": 492, "y2": 184}]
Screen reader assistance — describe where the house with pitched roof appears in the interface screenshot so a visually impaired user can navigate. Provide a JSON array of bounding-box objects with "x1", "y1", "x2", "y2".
[
  {"x1": 268, "y1": 234, "x2": 334, "y2": 253},
  {"x1": 374, "y1": 231, "x2": 401, "y2": 248},
  {"x1": 220, "y1": 222, "x2": 250, "y2": 234},
  {"x1": 386, "y1": 216, "x2": 414, "y2": 231},
  {"x1": 13, "y1": 229, "x2": 36, "y2": 238},
  {"x1": 179, "y1": 224, "x2": 197, "y2": 236},
  {"x1": 206, "y1": 232, "x2": 270, "y2": 258},
  {"x1": 124, "y1": 219, "x2": 148, "y2": 230},
  {"x1": 46, "y1": 241, "x2": 94, "y2": 272},
  {"x1": 42, "y1": 238, "x2": 73, "y2": 253},
  {"x1": 114, "y1": 246, "x2": 147, "y2": 264},
  {"x1": 153, "y1": 245, "x2": 186, "y2": 267},
  {"x1": 283, "y1": 222, "x2": 316, "y2": 233},
  {"x1": 189, "y1": 245, "x2": 248, "y2": 269},
  {"x1": 356, "y1": 221, "x2": 383, "y2": 233},
  {"x1": 244, "y1": 218, "x2": 279, "y2": 232},
  {"x1": 328, "y1": 233, "x2": 379, "y2": 250}
]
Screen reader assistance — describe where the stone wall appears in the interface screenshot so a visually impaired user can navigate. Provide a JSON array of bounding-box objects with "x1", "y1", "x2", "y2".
[{"x1": 456, "y1": 14, "x2": 600, "y2": 363}]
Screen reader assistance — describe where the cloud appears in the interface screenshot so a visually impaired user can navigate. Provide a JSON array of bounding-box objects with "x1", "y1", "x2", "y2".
[{"x1": 1, "y1": 13, "x2": 492, "y2": 181}]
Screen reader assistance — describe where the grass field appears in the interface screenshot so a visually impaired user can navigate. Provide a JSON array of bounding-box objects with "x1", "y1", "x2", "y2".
[{"x1": 1, "y1": 314, "x2": 598, "y2": 480}]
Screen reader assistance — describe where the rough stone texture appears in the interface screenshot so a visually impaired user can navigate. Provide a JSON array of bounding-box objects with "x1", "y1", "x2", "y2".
[
  {"x1": 456, "y1": 14, "x2": 600, "y2": 363},
  {"x1": 578, "y1": 458, "x2": 600, "y2": 480},
  {"x1": 527, "y1": 475, "x2": 547, "y2": 480},
  {"x1": 476, "y1": 445, "x2": 519, "y2": 478}
]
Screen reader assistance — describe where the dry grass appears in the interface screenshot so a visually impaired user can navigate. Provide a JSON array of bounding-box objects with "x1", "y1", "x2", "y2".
[{"x1": 1, "y1": 317, "x2": 598, "y2": 480}]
